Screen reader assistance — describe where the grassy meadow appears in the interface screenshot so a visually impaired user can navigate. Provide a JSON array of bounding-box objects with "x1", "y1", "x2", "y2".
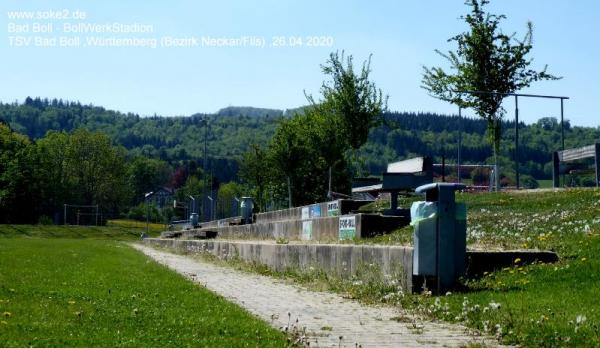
[
  {"x1": 0, "y1": 220, "x2": 165, "y2": 240},
  {"x1": 0, "y1": 226, "x2": 288, "y2": 347}
]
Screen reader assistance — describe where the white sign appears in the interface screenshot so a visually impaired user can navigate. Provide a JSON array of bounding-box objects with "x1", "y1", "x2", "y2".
[
  {"x1": 302, "y1": 220, "x2": 313, "y2": 240},
  {"x1": 301, "y1": 207, "x2": 310, "y2": 220},
  {"x1": 327, "y1": 200, "x2": 340, "y2": 216}
]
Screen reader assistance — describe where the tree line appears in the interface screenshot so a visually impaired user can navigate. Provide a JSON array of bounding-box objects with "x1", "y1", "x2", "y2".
[{"x1": 0, "y1": 123, "x2": 248, "y2": 224}]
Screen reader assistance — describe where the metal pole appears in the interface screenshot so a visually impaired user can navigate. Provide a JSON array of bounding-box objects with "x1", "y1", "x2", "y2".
[
  {"x1": 560, "y1": 98, "x2": 565, "y2": 187},
  {"x1": 457, "y1": 107, "x2": 462, "y2": 183},
  {"x1": 207, "y1": 196, "x2": 214, "y2": 221},
  {"x1": 441, "y1": 152, "x2": 446, "y2": 182},
  {"x1": 146, "y1": 200, "x2": 149, "y2": 234},
  {"x1": 203, "y1": 116, "x2": 208, "y2": 221},
  {"x1": 595, "y1": 143, "x2": 600, "y2": 188},
  {"x1": 95, "y1": 205, "x2": 99, "y2": 226},
  {"x1": 560, "y1": 98, "x2": 565, "y2": 151},
  {"x1": 64, "y1": 204, "x2": 67, "y2": 225},
  {"x1": 515, "y1": 95, "x2": 520, "y2": 189}
]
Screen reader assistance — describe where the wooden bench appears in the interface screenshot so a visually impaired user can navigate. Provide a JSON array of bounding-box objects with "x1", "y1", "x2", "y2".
[
  {"x1": 553, "y1": 144, "x2": 600, "y2": 188},
  {"x1": 381, "y1": 156, "x2": 433, "y2": 215}
]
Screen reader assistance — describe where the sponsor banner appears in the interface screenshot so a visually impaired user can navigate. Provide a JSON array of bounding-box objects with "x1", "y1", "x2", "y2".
[
  {"x1": 339, "y1": 215, "x2": 356, "y2": 240},
  {"x1": 309, "y1": 204, "x2": 321, "y2": 218},
  {"x1": 301, "y1": 207, "x2": 310, "y2": 220},
  {"x1": 327, "y1": 200, "x2": 340, "y2": 216},
  {"x1": 302, "y1": 220, "x2": 313, "y2": 240}
]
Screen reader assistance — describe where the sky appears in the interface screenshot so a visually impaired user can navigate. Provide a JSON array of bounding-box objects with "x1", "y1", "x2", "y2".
[{"x1": 1, "y1": 0, "x2": 598, "y2": 126}]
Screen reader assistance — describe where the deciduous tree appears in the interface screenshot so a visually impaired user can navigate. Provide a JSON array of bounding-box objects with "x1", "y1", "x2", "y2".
[{"x1": 422, "y1": 0, "x2": 559, "y2": 188}]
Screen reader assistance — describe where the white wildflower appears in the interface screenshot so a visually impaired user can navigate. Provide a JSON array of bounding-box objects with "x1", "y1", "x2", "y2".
[{"x1": 488, "y1": 300, "x2": 501, "y2": 310}]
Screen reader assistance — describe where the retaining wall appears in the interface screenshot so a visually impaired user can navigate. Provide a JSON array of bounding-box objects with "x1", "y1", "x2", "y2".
[
  {"x1": 169, "y1": 213, "x2": 409, "y2": 241},
  {"x1": 144, "y1": 238, "x2": 414, "y2": 291},
  {"x1": 254, "y1": 199, "x2": 373, "y2": 224},
  {"x1": 142, "y1": 238, "x2": 559, "y2": 294}
]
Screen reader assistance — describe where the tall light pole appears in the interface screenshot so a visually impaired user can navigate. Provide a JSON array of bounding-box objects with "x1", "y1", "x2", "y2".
[
  {"x1": 203, "y1": 116, "x2": 209, "y2": 222},
  {"x1": 457, "y1": 106, "x2": 462, "y2": 183},
  {"x1": 233, "y1": 197, "x2": 240, "y2": 217},
  {"x1": 144, "y1": 191, "x2": 153, "y2": 235},
  {"x1": 207, "y1": 195, "x2": 214, "y2": 221},
  {"x1": 189, "y1": 195, "x2": 196, "y2": 214}
]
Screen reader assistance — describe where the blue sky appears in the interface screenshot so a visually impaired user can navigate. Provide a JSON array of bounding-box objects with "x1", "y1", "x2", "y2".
[{"x1": 1, "y1": 0, "x2": 598, "y2": 126}]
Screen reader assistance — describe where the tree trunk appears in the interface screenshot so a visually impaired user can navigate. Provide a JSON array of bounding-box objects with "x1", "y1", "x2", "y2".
[
  {"x1": 494, "y1": 140, "x2": 500, "y2": 191},
  {"x1": 489, "y1": 117, "x2": 502, "y2": 192}
]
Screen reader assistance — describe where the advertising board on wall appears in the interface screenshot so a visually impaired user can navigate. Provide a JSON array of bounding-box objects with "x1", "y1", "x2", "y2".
[{"x1": 338, "y1": 215, "x2": 356, "y2": 240}]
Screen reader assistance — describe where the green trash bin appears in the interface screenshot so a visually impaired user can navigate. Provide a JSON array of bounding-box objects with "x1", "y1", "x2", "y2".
[{"x1": 412, "y1": 183, "x2": 466, "y2": 293}]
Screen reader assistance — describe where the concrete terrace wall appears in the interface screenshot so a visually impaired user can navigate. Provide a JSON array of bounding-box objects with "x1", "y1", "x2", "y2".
[
  {"x1": 191, "y1": 200, "x2": 372, "y2": 230},
  {"x1": 174, "y1": 213, "x2": 409, "y2": 241},
  {"x1": 254, "y1": 199, "x2": 373, "y2": 224},
  {"x1": 144, "y1": 238, "x2": 414, "y2": 291},
  {"x1": 183, "y1": 215, "x2": 342, "y2": 240},
  {"x1": 200, "y1": 216, "x2": 241, "y2": 228}
]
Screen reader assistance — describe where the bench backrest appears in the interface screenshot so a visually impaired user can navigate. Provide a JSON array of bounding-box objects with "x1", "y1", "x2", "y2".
[{"x1": 386, "y1": 156, "x2": 433, "y2": 174}]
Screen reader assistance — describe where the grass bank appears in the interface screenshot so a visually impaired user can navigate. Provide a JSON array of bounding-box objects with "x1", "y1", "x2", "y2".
[
  {"x1": 0, "y1": 238, "x2": 288, "y2": 347},
  {"x1": 0, "y1": 219, "x2": 164, "y2": 240}
]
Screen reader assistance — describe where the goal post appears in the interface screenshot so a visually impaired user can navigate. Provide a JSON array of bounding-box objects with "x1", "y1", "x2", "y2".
[
  {"x1": 434, "y1": 163, "x2": 497, "y2": 191},
  {"x1": 63, "y1": 204, "x2": 100, "y2": 225}
]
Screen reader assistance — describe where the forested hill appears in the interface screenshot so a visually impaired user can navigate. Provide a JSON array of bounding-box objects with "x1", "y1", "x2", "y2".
[{"x1": 1, "y1": 97, "x2": 598, "y2": 181}]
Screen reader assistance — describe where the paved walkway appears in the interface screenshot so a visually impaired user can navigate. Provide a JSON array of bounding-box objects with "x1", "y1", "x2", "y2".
[{"x1": 132, "y1": 244, "x2": 497, "y2": 348}]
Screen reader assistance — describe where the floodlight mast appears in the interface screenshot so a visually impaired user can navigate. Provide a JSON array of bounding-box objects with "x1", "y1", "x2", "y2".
[
  {"x1": 144, "y1": 191, "x2": 153, "y2": 235},
  {"x1": 455, "y1": 91, "x2": 569, "y2": 189}
]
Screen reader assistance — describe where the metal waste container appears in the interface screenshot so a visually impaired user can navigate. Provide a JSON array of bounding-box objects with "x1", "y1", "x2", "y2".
[
  {"x1": 411, "y1": 183, "x2": 466, "y2": 293},
  {"x1": 240, "y1": 197, "x2": 255, "y2": 225},
  {"x1": 189, "y1": 213, "x2": 199, "y2": 228}
]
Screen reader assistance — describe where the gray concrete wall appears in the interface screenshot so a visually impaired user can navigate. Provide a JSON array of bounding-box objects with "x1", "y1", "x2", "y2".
[
  {"x1": 142, "y1": 238, "x2": 558, "y2": 294},
  {"x1": 200, "y1": 216, "x2": 241, "y2": 228},
  {"x1": 172, "y1": 213, "x2": 408, "y2": 241},
  {"x1": 181, "y1": 215, "x2": 347, "y2": 241},
  {"x1": 143, "y1": 238, "x2": 414, "y2": 291},
  {"x1": 254, "y1": 199, "x2": 372, "y2": 224}
]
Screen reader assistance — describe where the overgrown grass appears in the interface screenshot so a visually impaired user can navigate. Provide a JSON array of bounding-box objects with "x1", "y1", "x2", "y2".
[
  {"x1": 0, "y1": 220, "x2": 164, "y2": 240},
  {"x1": 0, "y1": 238, "x2": 288, "y2": 347},
  {"x1": 106, "y1": 219, "x2": 166, "y2": 233},
  {"x1": 404, "y1": 232, "x2": 600, "y2": 347},
  {"x1": 357, "y1": 189, "x2": 600, "y2": 346},
  {"x1": 363, "y1": 188, "x2": 600, "y2": 251}
]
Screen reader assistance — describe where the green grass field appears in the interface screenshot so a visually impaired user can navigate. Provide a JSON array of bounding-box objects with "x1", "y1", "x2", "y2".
[
  {"x1": 0, "y1": 234, "x2": 288, "y2": 346},
  {"x1": 0, "y1": 220, "x2": 164, "y2": 240}
]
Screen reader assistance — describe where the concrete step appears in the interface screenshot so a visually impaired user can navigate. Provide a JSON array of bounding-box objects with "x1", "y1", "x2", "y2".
[
  {"x1": 163, "y1": 213, "x2": 409, "y2": 242},
  {"x1": 197, "y1": 199, "x2": 373, "y2": 229},
  {"x1": 143, "y1": 238, "x2": 560, "y2": 294}
]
